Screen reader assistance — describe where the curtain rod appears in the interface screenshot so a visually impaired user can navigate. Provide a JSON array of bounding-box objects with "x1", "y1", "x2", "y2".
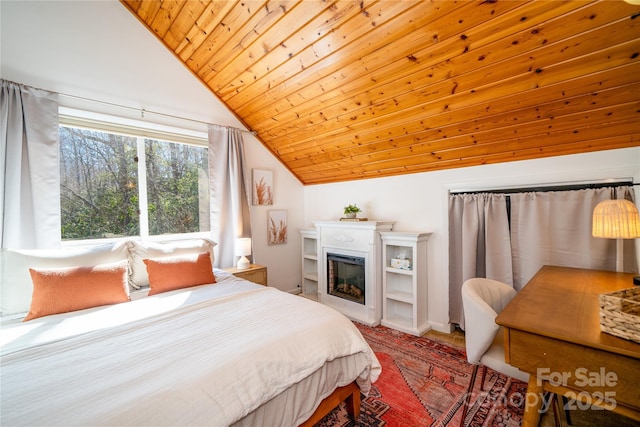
[
  {"x1": 57, "y1": 92, "x2": 257, "y2": 136},
  {"x1": 449, "y1": 178, "x2": 636, "y2": 195}
]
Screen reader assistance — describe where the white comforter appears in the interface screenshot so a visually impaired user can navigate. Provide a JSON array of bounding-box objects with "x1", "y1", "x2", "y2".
[{"x1": 0, "y1": 271, "x2": 381, "y2": 427}]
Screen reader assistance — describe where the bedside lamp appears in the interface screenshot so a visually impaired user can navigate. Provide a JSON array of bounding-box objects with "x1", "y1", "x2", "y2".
[
  {"x1": 592, "y1": 199, "x2": 640, "y2": 280},
  {"x1": 235, "y1": 237, "x2": 252, "y2": 270}
]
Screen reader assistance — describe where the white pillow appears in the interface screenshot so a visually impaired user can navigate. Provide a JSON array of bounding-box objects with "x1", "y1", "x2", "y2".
[
  {"x1": 0, "y1": 242, "x2": 130, "y2": 316},
  {"x1": 127, "y1": 239, "x2": 216, "y2": 290}
]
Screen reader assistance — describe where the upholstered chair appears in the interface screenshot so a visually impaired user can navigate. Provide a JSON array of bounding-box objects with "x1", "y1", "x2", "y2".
[{"x1": 459, "y1": 278, "x2": 529, "y2": 427}]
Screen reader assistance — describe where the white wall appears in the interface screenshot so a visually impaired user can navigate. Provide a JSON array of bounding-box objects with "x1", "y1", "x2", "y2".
[
  {"x1": 3, "y1": 1, "x2": 638, "y2": 327},
  {"x1": 304, "y1": 148, "x2": 640, "y2": 331},
  {"x1": 1, "y1": 0, "x2": 305, "y2": 292}
]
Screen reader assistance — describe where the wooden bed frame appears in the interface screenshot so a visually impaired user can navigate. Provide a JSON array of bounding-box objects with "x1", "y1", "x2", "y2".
[{"x1": 299, "y1": 381, "x2": 360, "y2": 427}]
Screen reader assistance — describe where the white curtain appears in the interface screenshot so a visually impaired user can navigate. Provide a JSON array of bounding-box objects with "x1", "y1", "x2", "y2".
[
  {"x1": 448, "y1": 193, "x2": 512, "y2": 328},
  {"x1": 208, "y1": 125, "x2": 252, "y2": 268},
  {"x1": 510, "y1": 186, "x2": 638, "y2": 290},
  {"x1": 1, "y1": 80, "x2": 60, "y2": 249}
]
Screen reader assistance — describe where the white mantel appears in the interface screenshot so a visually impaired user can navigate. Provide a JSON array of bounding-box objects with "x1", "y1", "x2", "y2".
[{"x1": 314, "y1": 220, "x2": 394, "y2": 325}]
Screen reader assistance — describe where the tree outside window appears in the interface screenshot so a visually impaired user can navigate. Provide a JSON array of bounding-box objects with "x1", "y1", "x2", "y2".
[{"x1": 59, "y1": 126, "x2": 209, "y2": 241}]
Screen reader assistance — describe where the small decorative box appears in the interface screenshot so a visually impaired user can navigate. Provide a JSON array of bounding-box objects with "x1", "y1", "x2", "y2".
[{"x1": 391, "y1": 258, "x2": 411, "y2": 270}]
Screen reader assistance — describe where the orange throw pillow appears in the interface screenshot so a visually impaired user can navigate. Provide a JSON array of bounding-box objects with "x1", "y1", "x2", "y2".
[
  {"x1": 25, "y1": 261, "x2": 129, "y2": 321},
  {"x1": 144, "y1": 252, "x2": 216, "y2": 296}
]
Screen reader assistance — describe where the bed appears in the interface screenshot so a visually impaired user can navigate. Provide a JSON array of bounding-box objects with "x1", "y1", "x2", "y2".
[{"x1": 0, "y1": 239, "x2": 381, "y2": 426}]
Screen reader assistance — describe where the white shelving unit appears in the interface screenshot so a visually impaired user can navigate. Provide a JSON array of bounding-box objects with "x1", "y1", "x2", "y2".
[
  {"x1": 380, "y1": 231, "x2": 431, "y2": 336},
  {"x1": 299, "y1": 228, "x2": 319, "y2": 301}
]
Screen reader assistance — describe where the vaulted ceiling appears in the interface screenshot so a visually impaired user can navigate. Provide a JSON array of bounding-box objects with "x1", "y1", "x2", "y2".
[{"x1": 121, "y1": 0, "x2": 639, "y2": 185}]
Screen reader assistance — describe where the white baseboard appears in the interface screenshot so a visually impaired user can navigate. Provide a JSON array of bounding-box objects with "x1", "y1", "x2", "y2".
[{"x1": 429, "y1": 321, "x2": 455, "y2": 334}]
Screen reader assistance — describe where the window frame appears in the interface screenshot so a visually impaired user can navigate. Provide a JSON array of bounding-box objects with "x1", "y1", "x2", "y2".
[{"x1": 59, "y1": 108, "x2": 211, "y2": 247}]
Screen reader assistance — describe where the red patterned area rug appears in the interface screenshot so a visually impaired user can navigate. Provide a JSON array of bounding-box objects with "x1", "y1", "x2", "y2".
[{"x1": 315, "y1": 323, "x2": 528, "y2": 427}]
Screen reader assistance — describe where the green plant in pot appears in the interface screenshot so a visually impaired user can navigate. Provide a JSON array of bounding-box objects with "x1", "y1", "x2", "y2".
[{"x1": 343, "y1": 204, "x2": 361, "y2": 219}]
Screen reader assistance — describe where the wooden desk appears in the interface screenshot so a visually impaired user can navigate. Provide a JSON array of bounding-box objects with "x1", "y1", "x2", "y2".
[{"x1": 495, "y1": 266, "x2": 640, "y2": 426}]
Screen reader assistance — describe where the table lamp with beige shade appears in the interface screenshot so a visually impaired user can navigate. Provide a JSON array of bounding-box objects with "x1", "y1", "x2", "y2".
[{"x1": 592, "y1": 199, "x2": 640, "y2": 284}]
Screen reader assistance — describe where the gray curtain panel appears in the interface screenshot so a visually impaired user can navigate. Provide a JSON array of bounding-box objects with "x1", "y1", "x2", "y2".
[
  {"x1": 448, "y1": 193, "x2": 512, "y2": 328},
  {"x1": 207, "y1": 124, "x2": 252, "y2": 268},
  {"x1": 0, "y1": 80, "x2": 60, "y2": 249},
  {"x1": 510, "y1": 186, "x2": 638, "y2": 290}
]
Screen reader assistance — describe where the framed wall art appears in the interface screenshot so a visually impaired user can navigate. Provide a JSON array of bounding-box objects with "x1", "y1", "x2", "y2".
[
  {"x1": 267, "y1": 210, "x2": 287, "y2": 245},
  {"x1": 252, "y1": 169, "x2": 273, "y2": 205}
]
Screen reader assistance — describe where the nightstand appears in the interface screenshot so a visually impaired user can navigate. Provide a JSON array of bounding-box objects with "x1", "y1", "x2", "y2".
[{"x1": 223, "y1": 264, "x2": 268, "y2": 286}]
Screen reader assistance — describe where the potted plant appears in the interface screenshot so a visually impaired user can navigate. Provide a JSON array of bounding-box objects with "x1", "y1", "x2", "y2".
[{"x1": 343, "y1": 204, "x2": 361, "y2": 219}]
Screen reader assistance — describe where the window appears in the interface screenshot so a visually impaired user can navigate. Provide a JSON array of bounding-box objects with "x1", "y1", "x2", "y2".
[{"x1": 59, "y1": 126, "x2": 209, "y2": 241}]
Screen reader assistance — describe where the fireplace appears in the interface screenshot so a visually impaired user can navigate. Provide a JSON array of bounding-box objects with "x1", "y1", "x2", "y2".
[
  {"x1": 327, "y1": 253, "x2": 365, "y2": 305},
  {"x1": 315, "y1": 220, "x2": 393, "y2": 326}
]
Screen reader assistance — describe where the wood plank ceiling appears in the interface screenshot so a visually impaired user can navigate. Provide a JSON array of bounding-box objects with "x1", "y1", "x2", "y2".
[{"x1": 121, "y1": 0, "x2": 640, "y2": 185}]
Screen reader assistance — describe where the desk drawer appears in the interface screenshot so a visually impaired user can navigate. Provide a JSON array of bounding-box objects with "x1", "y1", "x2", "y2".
[{"x1": 507, "y1": 330, "x2": 640, "y2": 410}]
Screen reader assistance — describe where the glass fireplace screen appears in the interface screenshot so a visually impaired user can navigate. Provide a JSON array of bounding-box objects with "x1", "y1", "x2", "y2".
[{"x1": 327, "y1": 253, "x2": 365, "y2": 305}]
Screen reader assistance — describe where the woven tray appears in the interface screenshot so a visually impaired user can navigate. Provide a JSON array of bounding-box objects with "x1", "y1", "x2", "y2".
[{"x1": 599, "y1": 287, "x2": 640, "y2": 343}]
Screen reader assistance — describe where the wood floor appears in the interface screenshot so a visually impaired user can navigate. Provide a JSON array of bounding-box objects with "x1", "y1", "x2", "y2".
[{"x1": 423, "y1": 327, "x2": 465, "y2": 348}]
